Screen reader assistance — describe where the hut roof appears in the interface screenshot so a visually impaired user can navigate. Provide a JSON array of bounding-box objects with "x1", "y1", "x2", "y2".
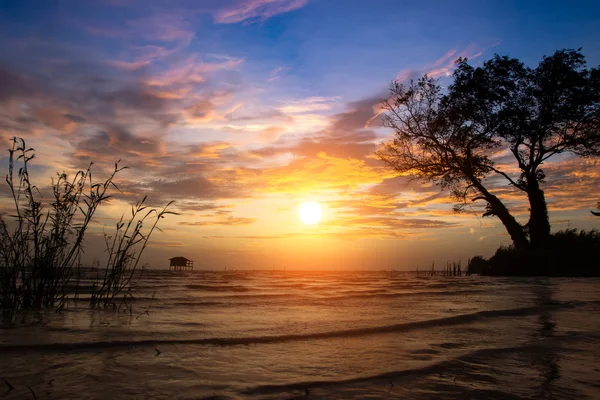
[
  {"x1": 169, "y1": 256, "x2": 192, "y2": 261},
  {"x1": 169, "y1": 256, "x2": 193, "y2": 267}
]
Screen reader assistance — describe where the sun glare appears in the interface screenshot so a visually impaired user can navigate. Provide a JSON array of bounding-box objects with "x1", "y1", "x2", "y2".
[{"x1": 299, "y1": 202, "x2": 322, "y2": 225}]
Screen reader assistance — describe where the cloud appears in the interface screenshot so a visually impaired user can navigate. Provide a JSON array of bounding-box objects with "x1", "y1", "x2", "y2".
[
  {"x1": 125, "y1": 13, "x2": 195, "y2": 44},
  {"x1": 180, "y1": 216, "x2": 257, "y2": 226},
  {"x1": 178, "y1": 203, "x2": 235, "y2": 213},
  {"x1": 266, "y1": 66, "x2": 288, "y2": 82},
  {"x1": 250, "y1": 95, "x2": 384, "y2": 161},
  {"x1": 326, "y1": 216, "x2": 459, "y2": 230},
  {"x1": 214, "y1": 0, "x2": 309, "y2": 24},
  {"x1": 84, "y1": 9, "x2": 197, "y2": 69},
  {"x1": 148, "y1": 240, "x2": 186, "y2": 247},
  {"x1": 132, "y1": 175, "x2": 249, "y2": 201},
  {"x1": 72, "y1": 127, "x2": 166, "y2": 163},
  {"x1": 0, "y1": 3, "x2": 595, "y2": 263},
  {"x1": 0, "y1": 32, "x2": 248, "y2": 197},
  {"x1": 0, "y1": 62, "x2": 182, "y2": 145},
  {"x1": 395, "y1": 42, "x2": 501, "y2": 82},
  {"x1": 147, "y1": 55, "x2": 244, "y2": 88},
  {"x1": 240, "y1": 152, "x2": 396, "y2": 196},
  {"x1": 189, "y1": 142, "x2": 232, "y2": 159},
  {"x1": 0, "y1": 69, "x2": 36, "y2": 103},
  {"x1": 95, "y1": 0, "x2": 309, "y2": 25},
  {"x1": 326, "y1": 195, "x2": 405, "y2": 216},
  {"x1": 237, "y1": 234, "x2": 296, "y2": 239},
  {"x1": 278, "y1": 96, "x2": 339, "y2": 114},
  {"x1": 228, "y1": 109, "x2": 294, "y2": 123}
]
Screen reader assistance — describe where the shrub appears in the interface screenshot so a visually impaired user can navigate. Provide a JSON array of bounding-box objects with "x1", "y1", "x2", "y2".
[
  {"x1": 466, "y1": 256, "x2": 487, "y2": 275},
  {"x1": 482, "y1": 229, "x2": 600, "y2": 276}
]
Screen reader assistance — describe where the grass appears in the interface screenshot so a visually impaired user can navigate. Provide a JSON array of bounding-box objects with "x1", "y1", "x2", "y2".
[{"x1": 0, "y1": 137, "x2": 175, "y2": 322}]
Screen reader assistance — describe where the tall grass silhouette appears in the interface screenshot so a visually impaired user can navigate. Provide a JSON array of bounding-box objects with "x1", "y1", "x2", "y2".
[
  {"x1": 0, "y1": 137, "x2": 175, "y2": 320},
  {"x1": 90, "y1": 197, "x2": 176, "y2": 308}
]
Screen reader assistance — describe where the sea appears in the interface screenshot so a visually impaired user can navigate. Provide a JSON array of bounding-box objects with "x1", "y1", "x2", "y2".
[{"x1": 1, "y1": 270, "x2": 599, "y2": 399}]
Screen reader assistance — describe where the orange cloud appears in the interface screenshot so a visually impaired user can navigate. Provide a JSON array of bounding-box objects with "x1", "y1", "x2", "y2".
[
  {"x1": 191, "y1": 143, "x2": 231, "y2": 159},
  {"x1": 180, "y1": 216, "x2": 257, "y2": 226},
  {"x1": 244, "y1": 152, "x2": 398, "y2": 195}
]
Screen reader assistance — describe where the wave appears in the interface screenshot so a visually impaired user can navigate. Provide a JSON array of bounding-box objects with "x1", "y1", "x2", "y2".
[
  {"x1": 168, "y1": 293, "x2": 297, "y2": 303},
  {"x1": 184, "y1": 284, "x2": 250, "y2": 292},
  {"x1": 0, "y1": 301, "x2": 584, "y2": 354},
  {"x1": 179, "y1": 283, "x2": 391, "y2": 293},
  {"x1": 170, "y1": 301, "x2": 225, "y2": 307},
  {"x1": 165, "y1": 288, "x2": 489, "y2": 304},
  {"x1": 239, "y1": 343, "x2": 547, "y2": 395},
  {"x1": 318, "y1": 288, "x2": 489, "y2": 301}
]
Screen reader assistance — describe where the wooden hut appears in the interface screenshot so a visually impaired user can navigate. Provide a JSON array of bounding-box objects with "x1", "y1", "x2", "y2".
[{"x1": 169, "y1": 256, "x2": 193, "y2": 272}]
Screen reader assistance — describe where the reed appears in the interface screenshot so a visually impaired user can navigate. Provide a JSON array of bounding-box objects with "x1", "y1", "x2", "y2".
[
  {"x1": 0, "y1": 137, "x2": 173, "y2": 320},
  {"x1": 90, "y1": 198, "x2": 177, "y2": 308}
]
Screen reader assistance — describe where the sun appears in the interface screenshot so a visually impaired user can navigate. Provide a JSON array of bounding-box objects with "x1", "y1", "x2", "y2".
[{"x1": 299, "y1": 202, "x2": 322, "y2": 225}]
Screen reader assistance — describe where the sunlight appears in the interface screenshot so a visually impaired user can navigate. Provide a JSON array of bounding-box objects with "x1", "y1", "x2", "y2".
[{"x1": 299, "y1": 202, "x2": 322, "y2": 225}]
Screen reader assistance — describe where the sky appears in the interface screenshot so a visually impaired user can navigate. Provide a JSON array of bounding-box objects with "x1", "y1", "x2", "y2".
[{"x1": 0, "y1": 0, "x2": 599, "y2": 270}]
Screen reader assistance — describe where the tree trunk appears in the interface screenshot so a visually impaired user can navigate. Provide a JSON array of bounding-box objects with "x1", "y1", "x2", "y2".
[
  {"x1": 526, "y1": 178, "x2": 551, "y2": 248},
  {"x1": 488, "y1": 194, "x2": 530, "y2": 251},
  {"x1": 471, "y1": 179, "x2": 529, "y2": 251}
]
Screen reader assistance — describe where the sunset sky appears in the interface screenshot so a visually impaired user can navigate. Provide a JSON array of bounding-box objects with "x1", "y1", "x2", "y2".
[{"x1": 1, "y1": 0, "x2": 599, "y2": 270}]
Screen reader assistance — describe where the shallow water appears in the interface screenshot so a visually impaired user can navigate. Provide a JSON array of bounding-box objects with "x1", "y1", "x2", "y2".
[{"x1": 1, "y1": 271, "x2": 599, "y2": 399}]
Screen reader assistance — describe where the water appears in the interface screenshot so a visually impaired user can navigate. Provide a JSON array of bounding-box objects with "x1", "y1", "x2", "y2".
[{"x1": 1, "y1": 271, "x2": 599, "y2": 399}]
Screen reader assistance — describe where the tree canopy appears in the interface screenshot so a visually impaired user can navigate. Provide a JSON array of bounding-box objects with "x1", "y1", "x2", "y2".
[{"x1": 378, "y1": 49, "x2": 600, "y2": 250}]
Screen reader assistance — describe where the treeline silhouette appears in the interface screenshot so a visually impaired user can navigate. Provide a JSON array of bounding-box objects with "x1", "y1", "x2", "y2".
[{"x1": 467, "y1": 229, "x2": 600, "y2": 276}]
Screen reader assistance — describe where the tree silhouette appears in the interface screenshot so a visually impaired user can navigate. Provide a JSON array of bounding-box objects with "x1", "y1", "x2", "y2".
[{"x1": 378, "y1": 49, "x2": 600, "y2": 250}]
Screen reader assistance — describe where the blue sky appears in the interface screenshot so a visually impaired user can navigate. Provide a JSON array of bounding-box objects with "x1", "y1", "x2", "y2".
[
  {"x1": 0, "y1": 0, "x2": 599, "y2": 269},
  {"x1": 3, "y1": 1, "x2": 599, "y2": 98}
]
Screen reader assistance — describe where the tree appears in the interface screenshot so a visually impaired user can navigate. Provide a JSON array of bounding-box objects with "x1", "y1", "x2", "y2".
[
  {"x1": 449, "y1": 49, "x2": 600, "y2": 247},
  {"x1": 377, "y1": 77, "x2": 529, "y2": 250},
  {"x1": 378, "y1": 49, "x2": 600, "y2": 250}
]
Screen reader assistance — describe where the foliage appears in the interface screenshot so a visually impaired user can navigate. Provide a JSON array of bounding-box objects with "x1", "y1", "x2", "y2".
[
  {"x1": 466, "y1": 256, "x2": 487, "y2": 275},
  {"x1": 0, "y1": 137, "x2": 173, "y2": 320},
  {"x1": 477, "y1": 229, "x2": 600, "y2": 276},
  {"x1": 377, "y1": 76, "x2": 528, "y2": 250},
  {"x1": 448, "y1": 49, "x2": 600, "y2": 247},
  {"x1": 378, "y1": 48, "x2": 600, "y2": 251}
]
